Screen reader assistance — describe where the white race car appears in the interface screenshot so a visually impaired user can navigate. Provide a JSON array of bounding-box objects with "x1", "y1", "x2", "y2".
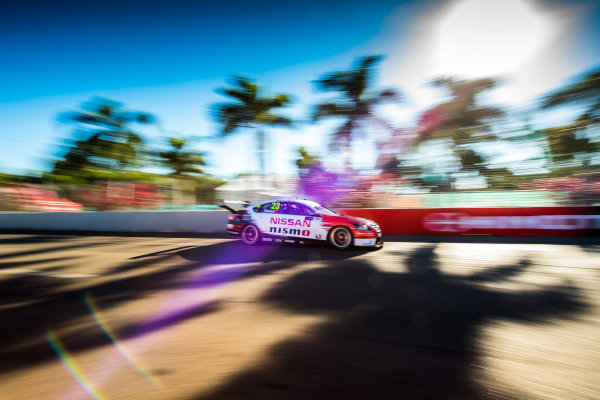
[{"x1": 220, "y1": 199, "x2": 382, "y2": 250}]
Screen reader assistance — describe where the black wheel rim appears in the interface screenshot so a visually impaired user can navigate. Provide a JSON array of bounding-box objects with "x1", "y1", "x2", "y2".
[
  {"x1": 331, "y1": 227, "x2": 351, "y2": 248},
  {"x1": 244, "y1": 226, "x2": 258, "y2": 243}
]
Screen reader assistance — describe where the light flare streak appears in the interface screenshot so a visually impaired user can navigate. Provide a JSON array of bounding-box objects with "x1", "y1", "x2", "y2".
[
  {"x1": 84, "y1": 292, "x2": 163, "y2": 389},
  {"x1": 46, "y1": 328, "x2": 107, "y2": 400},
  {"x1": 54, "y1": 240, "x2": 278, "y2": 398}
]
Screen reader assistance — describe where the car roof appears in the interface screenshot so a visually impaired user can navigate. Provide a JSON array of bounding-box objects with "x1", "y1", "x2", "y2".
[{"x1": 252, "y1": 199, "x2": 321, "y2": 208}]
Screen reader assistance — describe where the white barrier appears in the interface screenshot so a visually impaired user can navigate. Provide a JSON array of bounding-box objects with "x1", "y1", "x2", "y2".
[{"x1": 0, "y1": 211, "x2": 230, "y2": 233}]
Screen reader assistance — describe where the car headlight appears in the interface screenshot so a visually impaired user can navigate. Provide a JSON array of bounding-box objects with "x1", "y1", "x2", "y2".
[{"x1": 352, "y1": 223, "x2": 370, "y2": 231}]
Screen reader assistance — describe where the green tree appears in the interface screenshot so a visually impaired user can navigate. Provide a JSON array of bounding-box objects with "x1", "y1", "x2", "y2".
[
  {"x1": 212, "y1": 77, "x2": 293, "y2": 176},
  {"x1": 295, "y1": 146, "x2": 321, "y2": 171},
  {"x1": 312, "y1": 55, "x2": 400, "y2": 169},
  {"x1": 414, "y1": 77, "x2": 506, "y2": 189},
  {"x1": 539, "y1": 68, "x2": 600, "y2": 170},
  {"x1": 418, "y1": 77, "x2": 503, "y2": 144},
  {"x1": 53, "y1": 97, "x2": 154, "y2": 181},
  {"x1": 541, "y1": 68, "x2": 600, "y2": 126},
  {"x1": 541, "y1": 124, "x2": 598, "y2": 169},
  {"x1": 158, "y1": 137, "x2": 206, "y2": 176}
]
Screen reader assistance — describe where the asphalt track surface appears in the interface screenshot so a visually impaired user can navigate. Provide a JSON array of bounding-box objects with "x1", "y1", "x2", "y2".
[{"x1": 1, "y1": 233, "x2": 599, "y2": 400}]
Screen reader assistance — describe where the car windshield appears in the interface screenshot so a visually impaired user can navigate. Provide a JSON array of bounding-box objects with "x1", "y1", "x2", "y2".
[{"x1": 315, "y1": 206, "x2": 338, "y2": 216}]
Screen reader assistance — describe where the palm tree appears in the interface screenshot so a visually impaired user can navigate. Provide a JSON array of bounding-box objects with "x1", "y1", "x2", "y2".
[
  {"x1": 158, "y1": 137, "x2": 206, "y2": 176},
  {"x1": 295, "y1": 146, "x2": 321, "y2": 171},
  {"x1": 212, "y1": 77, "x2": 293, "y2": 176},
  {"x1": 413, "y1": 77, "x2": 505, "y2": 187},
  {"x1": 156, "y1": 137, "x2": 207, "y2": 206},
  {"x1": 54, "y1": 97, "x2": 154, "y2": 179},
  {"x1": 416, "y1": 77, "x2": 504, "y2": 144},
  {"x1": 312, "y1": 55, "x2": 401, "y2": 169},
  {"x1": 541, "y1": 68, "x2": 600, "y2": 127},
  {"x1": 538, "y1": 68, "x2": 600, "y2": 169}
]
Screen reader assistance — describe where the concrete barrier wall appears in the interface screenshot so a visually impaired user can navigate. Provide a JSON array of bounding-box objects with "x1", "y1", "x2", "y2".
[
  {"x1": 1, "y1": 207, "x2": 599, "y2": 236},
  {"x1": 0, "y1": 211, "x2": 230, "y2": 233}
]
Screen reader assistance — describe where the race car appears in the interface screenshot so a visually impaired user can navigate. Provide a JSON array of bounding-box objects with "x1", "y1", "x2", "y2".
[{"x1": 219, "y1": 199, "x2": 382, "y2": 249}]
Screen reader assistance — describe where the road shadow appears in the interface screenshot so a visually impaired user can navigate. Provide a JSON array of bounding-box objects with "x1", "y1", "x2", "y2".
[
  {"x1": 107, "y1": 240, "x2": 369, "y2": 274},
  {"x1": 0, "y1": 234, "x2": 80, "y2": 245},
  {"x1": 0, "y1": 240, "x2": 361, "y2": 374},
  {"x1": 0, "y1": 239, "x2": 115, "y2": 260},
  {"x1": 0, "y1": 256, "x2": 76, "y2": 270},
  {"x1": 195, "y1": 244, "x2": 587, "y2": 400},
  {"x1": 580, "y1": 243, "x2": 600, "y2": 255}
]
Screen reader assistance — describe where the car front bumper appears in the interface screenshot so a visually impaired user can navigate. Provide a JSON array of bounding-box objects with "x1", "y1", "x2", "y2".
[{"x1": 354, "y1": 237, "x2": 383, "y2": 247}]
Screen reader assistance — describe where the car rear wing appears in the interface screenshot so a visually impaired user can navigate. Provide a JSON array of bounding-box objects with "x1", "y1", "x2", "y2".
[{"x1": 217, "y1": 200, "x2": 250, "y2": 214}]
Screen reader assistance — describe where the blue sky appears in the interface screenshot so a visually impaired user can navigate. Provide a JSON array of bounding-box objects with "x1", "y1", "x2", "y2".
[{"x1": 1, "y1": 0, "x2": 599, "y2": 178}]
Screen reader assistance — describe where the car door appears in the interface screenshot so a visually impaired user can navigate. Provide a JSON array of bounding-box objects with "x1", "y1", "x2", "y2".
[
  {"x1": 274, "y1": 201, "x2": 309, "y2": 238},
  {"x1": 251, "y1": 201, "x2": 281, "y2": 235},
  {"x1": 256, "y1": 201, "x2": 307, "y2": 239},
  {"x1": 293, "y1": 203, "x2": 325, "y2": 240},
  {"x1": 252, "y1": 201, "x2": 301, "y2": 238},
  {"x1": 253, "y1": 201, "x2": 322, "y2": 240}
]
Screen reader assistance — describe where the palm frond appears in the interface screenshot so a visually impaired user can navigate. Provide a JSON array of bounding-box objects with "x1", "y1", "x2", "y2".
[
  {"x1": 213, "y1": 77, "x2": 293, "y2": 136},
  {"x1": 541, "y1": 69, "x2": 600, "y2": 109},
  {"x1": 354, "y1": 55, "x2": 383, "y2": 71},
  {"x1": 365, "y1": 88, "x2": 402, "y2": 106},
  {"x1": 312, "y1": 103, "x2": 354, "y2": 121},
  {"x1": 213, "y1": 103, "x2": 254, "y2": 134},
  {"x1": 313, "y1": 71, "x2": 353, "y2": 92},
  {"x1": 329, "y1": 120, "x2": 354, "y2": 150},
  {"x1": 216, "y1": 88, "x2": 255, "y2": 104},
  {"x1": 255, "y1": 112, "x2": 293, "y2": 126}
]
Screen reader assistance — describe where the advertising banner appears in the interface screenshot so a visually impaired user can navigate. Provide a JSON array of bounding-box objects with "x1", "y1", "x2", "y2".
[{"x1": 339, "y1": 207, "x2": 600, "y2": 236}]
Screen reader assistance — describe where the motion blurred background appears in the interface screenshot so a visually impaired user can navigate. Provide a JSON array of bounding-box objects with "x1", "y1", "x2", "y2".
[
  {"x1": 1, "y1": 0, "x2": 599, "y2": 211},
  {"x1": 1, "y1": 3, "x2": 599, "y2": 399}
]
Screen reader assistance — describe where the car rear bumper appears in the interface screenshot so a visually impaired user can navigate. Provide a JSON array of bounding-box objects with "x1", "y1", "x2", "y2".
[{"x1": 226, "y1": 223, "x2": 242, "y2": 235}]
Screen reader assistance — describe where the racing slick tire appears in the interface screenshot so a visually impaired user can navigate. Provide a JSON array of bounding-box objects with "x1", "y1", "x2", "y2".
[
  {"x1": 241, "y1": 224, "x2": 261, "y2": 245},
  {"x1": 328, "y1": 226, "x2": 353, "y2": 250}
]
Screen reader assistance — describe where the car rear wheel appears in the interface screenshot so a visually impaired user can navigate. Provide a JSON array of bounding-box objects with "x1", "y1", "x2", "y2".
[
  {"x1": 328, "y1": 226, "x2": 353, "y2": 249},
  {"x1": 241, "y1": 224, "x2": 261, "y2": 245}
]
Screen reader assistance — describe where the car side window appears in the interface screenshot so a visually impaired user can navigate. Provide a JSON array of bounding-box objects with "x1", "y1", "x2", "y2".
[
  {"x1": 302, "y1": 205, "x2": 318, "y2": 216},
  {"x1": 277, "y1": 202, "x2": 292, "y2": 215},
  {"x1": 260, "y1": 201, "x2": 281, "y2": 214},
  {"x1": 287, "y1": 202, "x2": 309, "y2": 215}
]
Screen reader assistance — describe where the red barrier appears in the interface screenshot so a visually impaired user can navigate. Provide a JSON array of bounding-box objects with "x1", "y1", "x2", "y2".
[{"x1": 339, "y1": 207, "x2": 600, "y2": 236}]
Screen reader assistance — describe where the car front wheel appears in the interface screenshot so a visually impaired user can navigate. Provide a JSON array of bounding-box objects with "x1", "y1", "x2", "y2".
[
  {"x1": 328, "y1": 226, "x2": 353, "y2": 249},
  {"x1": 241, "y1": 224, "x2": 261, "y2": 245}
]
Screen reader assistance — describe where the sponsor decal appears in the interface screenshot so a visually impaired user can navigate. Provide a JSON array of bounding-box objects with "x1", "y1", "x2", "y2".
[
  {"x1": 423, "y1": 213, "x2": 600, "y2": 233},
  {"x1": 269, "y1": 217, "x2": 311, "y2": 227},
  {"x1": 269, "y1": 227, "x2": 310, "y2": 236}
]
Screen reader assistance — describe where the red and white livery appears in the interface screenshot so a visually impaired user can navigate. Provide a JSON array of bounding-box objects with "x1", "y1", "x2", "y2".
[{"x1": 221, "y1": 199, "x2": 382, "y2": 250}]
